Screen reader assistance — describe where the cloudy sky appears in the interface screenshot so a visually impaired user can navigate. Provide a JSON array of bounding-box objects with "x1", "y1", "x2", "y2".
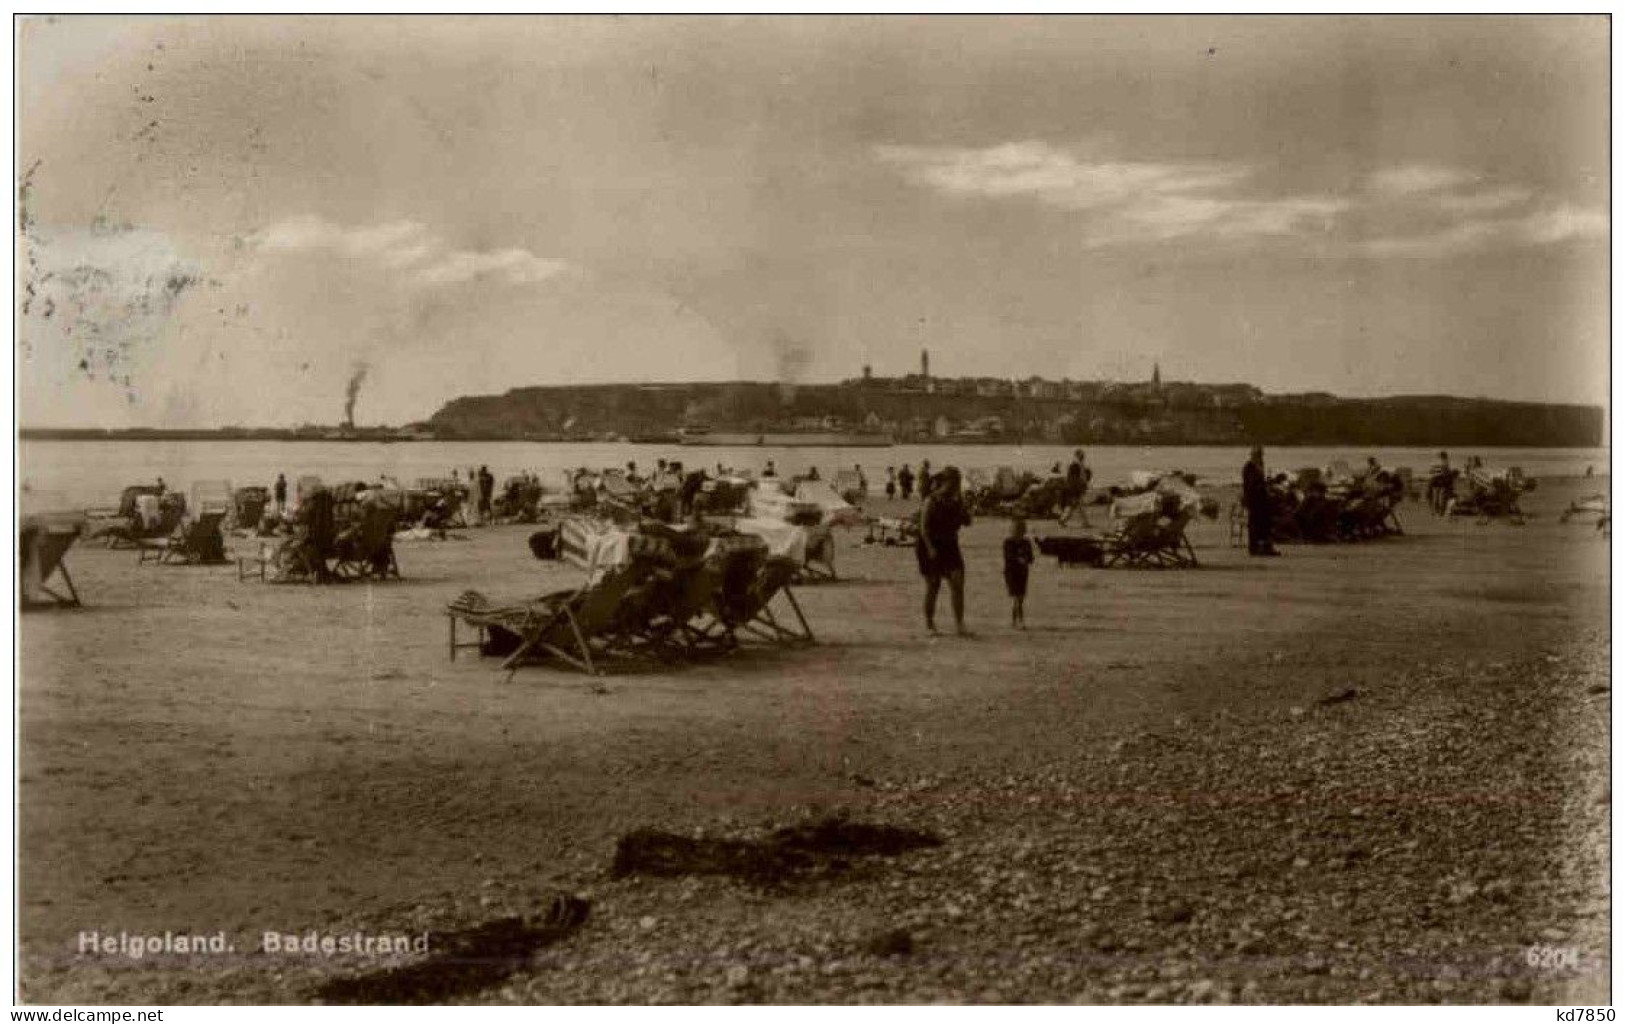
[{"x1": 17, "y1": 15, "x2": 1609, "y2": 427}]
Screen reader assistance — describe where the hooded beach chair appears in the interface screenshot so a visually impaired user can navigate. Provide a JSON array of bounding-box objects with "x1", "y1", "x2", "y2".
[{"x1": 20, "y1": 514, "x2": 84, "y2": 609}]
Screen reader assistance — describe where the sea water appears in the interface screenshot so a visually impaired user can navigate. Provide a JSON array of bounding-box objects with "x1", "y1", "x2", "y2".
[{"x1": 18, "y1": 439, "x2": 1610, "y2": 515}]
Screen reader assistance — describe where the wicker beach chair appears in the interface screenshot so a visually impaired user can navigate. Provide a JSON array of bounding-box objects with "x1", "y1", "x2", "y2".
[{"x1": 20, "y1": 514, "x2": 84, "y2": 609}]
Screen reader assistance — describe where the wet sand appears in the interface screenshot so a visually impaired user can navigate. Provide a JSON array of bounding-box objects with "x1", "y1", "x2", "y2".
[{"x1": 17, "y1": 478, "x2": 1610, "y2": 1003}]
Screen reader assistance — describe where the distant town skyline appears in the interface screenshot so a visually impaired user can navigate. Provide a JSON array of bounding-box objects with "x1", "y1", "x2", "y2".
[{"x1": 18, "y1": 16, "x2": 1609, "y2": 428}]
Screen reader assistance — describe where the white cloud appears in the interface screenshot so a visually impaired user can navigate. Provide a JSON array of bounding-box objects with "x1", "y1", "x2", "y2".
[
  {"x1": 251, "y1": 215, "x2": 567, "y2": 288},
  {"x1": 1435, "y1": 185, "x2": 1535, "y2": 215},
  {"x1": 1368, "y1": 164, "x2": 1478, "y2": 196},
  {"x1": 875, "y1": 141, "x2": 1343, "y2": 247},
  {"x1": 417, "y1": 248, "x2": 568, "y2": 286},
  {"x1": 1359, "y1": 205, "x2": 1607, "y2": 258},
  {"x1": 1516, "y1": 204, "x2": 1609, "y2": 245},
  {"x1": 879, "y1": 143, "x2": 1605, "y2": 259},
  {"x1": 1358, "y1": 221, "x2": 1500, "y2": 258},
  {"x1": 875, "y1": 141, "x2": 1247, "y2": 210}
]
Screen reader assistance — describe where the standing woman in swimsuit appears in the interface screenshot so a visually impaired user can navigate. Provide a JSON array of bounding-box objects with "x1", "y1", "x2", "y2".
[{"x1": 917, "y1": 466, "x2": 972, "y2": 635}]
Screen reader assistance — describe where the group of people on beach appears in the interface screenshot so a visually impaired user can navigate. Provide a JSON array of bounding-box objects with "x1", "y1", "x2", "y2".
[
  {"x1": 905, "y1": 448, "x2": 1091, "y2": 636},
  {"x1": 184, "y1": 443, "x2": 1444, "y2": 635}
]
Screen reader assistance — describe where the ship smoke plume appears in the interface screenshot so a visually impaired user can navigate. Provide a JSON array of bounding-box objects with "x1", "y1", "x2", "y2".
[
  {"x1": 344, "y1": 361, "x2": 370, "y2": 428},
  {"x1": 773, "y1": 334, "x2": 812, "y2": 405}
]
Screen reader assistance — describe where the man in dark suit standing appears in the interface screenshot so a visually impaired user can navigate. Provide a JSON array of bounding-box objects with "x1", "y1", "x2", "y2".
[{"x1": 1242, "y1": 446, "x2": 1279, "y2": 557}]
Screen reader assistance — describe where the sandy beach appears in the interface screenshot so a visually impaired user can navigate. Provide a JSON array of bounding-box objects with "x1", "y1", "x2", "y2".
[{"x1": 17, "y1": 476, "x2": 1609, "y2": 1004}]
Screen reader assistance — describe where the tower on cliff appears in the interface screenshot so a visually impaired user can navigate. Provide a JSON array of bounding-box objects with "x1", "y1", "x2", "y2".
[{"x1": 1152, "y1": 361, "x2": 1162, "y2": 390}]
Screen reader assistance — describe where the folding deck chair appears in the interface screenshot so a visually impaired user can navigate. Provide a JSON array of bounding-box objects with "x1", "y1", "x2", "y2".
[
  {"x1": 1102, "y1": 508, "x2": 1199, "y2": 568},
  {"x1": 799, "y1": 524, "x2": 838, "y2": 583},
  {"x1": 446, "y1": 557, "x2": 659, "y2": 678},
  {"x1": 139, "y1": 509, "x2": 229, "y2": 565},
  {"x1": 688, "y1": 554, "x2": 815, "y2": 648},
  {"x1": 330, "y1": 503, "x2": 401, "y2": 580},
  {"x1": 833, "y1": 469, "x2": 866, "y2": 505},
  {"x1": 20, "y1": 514, "x2": 84, "y2": 609}
]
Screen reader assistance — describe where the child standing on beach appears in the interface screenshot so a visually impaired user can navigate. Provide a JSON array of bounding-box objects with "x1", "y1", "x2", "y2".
[{"x1": 1002, "y1": 516, "x2": 1034, "y2": 629}]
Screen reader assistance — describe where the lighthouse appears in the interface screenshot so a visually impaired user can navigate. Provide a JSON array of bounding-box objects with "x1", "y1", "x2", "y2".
[{"x1": 921, "y1": 348, "x2": 930, "y2": 379}]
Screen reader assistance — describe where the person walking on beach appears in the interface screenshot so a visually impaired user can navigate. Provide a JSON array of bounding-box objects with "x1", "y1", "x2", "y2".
[
  {"x1": 1003, "y1": 515, "x2": 1035, "y2": 629},
  {"x1": 1242, "y1": 446, "x2": 1279, "y2": 557},
  {"x1": 917, "y1": 466, "x2": 971, "y2": 635},
  {"x1": 1427, "y1": 451, "x2": 1454, "y2": 515},
  {"x1": 273, "y1": 473, "x2": 287, "y2": 516},
  {"x1": 898, "y1": 464, "x2": 914, "y2": 500},
  {"x1": 919, "y1": 459, "x2": 933, "y2": 499},
  {"x1": 477, "y1": 465, "x2": 494, "y2": 523},
  {"x1": 885, "y1": 466, "x2": 897, "y2": 500},
  {"x1": 1059, "y1": 449, "x2": 1092, "y2": 526}
]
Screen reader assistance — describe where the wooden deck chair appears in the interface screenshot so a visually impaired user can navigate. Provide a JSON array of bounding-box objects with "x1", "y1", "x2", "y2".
[
  {"x1": 20, "y1": 516, "x2": 84, "y2": 609},
  {"x1": 1101, "y1": 508, "x2": 1197, "y2": 568},
  {"x1": 232, "y1": 486, "x2": 270, "y2": 531},
  {"x1": 1227, "y1": 502, "x2": 1248, "y2": 548},
  {"x1": 629, "y1": 556, "x2": 723, "y2": 659},
  {"x1": 446, "y1": 556, "x2": 658, "y2": 678},
  {"x1": 834, "y1": 469, "x2": 865, "y2": 504},
  {"x1": 330, "y1": 503, "x2": 401, "y2": 580},
  {"x1": 682, "y1": 540, "x2": 767, "y2": 650},
  {"x1": 799, "y1": 524, "x2": 838, "y2": 583},
  {"x1": 724, "y1": 556, "x2": 814, "y2": 645},
  {"x1": 140, "y1": 509, "x2": 229, "y2": 566},
  {"x1": 1100, "y1": 512, "x2": 1162, "y2": 567},
  {"x1": 1146, "y1": 508, "x2": 1199, "y2": 568},
  {"x1": 238, "y1": 531, "x2": 328, "y2": 583}
]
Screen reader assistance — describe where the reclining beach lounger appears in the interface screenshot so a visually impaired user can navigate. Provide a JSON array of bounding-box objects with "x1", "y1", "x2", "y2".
[{"x1": 20, "y1": 514, "x2": 84, "y2": 609}]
